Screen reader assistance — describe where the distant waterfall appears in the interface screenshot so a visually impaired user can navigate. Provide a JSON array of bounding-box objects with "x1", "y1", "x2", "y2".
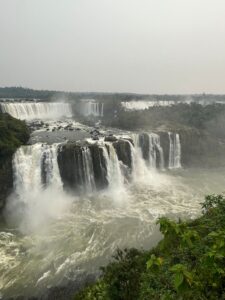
[
  {"x1": 78, "y1": 100, "x2": 104, "y2": 117},
  {"x1": 13, "y1": 144, "x2": 62, "y2": 200},
  {"x1": 168, "y1": 132, "x2": 181, "y2": 169},
  {"x1": 0, "y1": 102, "x2": 73, "y2": 120},
  {"x1": 121, "y1": 99, "x2": 214, "y2": 111}
]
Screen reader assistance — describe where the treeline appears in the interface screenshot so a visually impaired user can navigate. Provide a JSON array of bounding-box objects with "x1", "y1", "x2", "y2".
[
  {"x1": 0, "y1": 87, "x2": 149, "y2": 102},
  {"x1": 75, "y1": 195, "x2": 225, "y2": 300},
  {"x1": 104, "y1": 103, "x2": 225, "y2": 137},
  {"x1": 1, "y1": 87, "x2": 225, "y2": 103}
]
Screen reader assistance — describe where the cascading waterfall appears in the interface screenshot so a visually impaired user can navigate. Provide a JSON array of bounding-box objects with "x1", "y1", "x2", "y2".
[
  {"x1": 102, "y1": 143, "x2": 124, "y2": 189},
  {"x1": 134, "y1": 133, "x2": 165, "y2": 170},
  {"x1": 12, "y1": 133, "x2": 181, "y2": 198},
  {"x1": 127, "y1": 138, "x2": 149, "y2": 180},
  {"x1": 0, "y1": 102, "x2": 73, "y2": 120},
  {"x1": 79, "y1": 100, "x2": 104, "y2": 117},
  {"x1": 168, "y1": 132, "x2": 181, "y2": 169},
  {"x1": 41, "y1": 144, "x2": 63, "y2": 188},
  {"x1": 148, "y1": 134, "x2": 164, "y2": 169},
  {"x1": 13, "y1": 143, "x2": 62, "y2": 200},
  {"x1": 81, "y1": 147, "x2": 96, "y2": 192},
  {"x1": 153, "y1": 135, "x2": 165, "y2": 170}
]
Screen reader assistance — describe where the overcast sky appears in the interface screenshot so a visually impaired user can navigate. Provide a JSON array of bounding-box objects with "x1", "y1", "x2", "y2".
[{"x1": 0, "y1": 0, "x2": 225, "y2": 94}]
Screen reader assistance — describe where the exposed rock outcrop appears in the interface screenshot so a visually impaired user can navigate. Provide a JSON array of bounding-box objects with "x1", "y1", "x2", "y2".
[{"x1": 112, "y1": 139, "x2": 132, "y2": 169}]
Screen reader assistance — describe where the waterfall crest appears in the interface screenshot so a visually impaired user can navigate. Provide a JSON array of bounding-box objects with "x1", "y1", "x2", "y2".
[{"x1": 0, "y1": 102, "x2": 73, "y2": 120}]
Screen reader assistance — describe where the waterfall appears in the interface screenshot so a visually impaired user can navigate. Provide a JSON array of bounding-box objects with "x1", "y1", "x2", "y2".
[
  {"x1": 121, "y1": 99, "x2": 209, "y2": 111},
  {"x1": 78, "y1": 100, "x2": 104, "y2": 117},
  {"x1": 134, "y1": 133, "x2": 164, "y2": 170},
  {"x1": 154, "y1": 135, "x2": 164, "y2": 170},
  {"x1": 149, "y1": 134, "x2": 164, "y2": 169},
  {"x1": 168, "y1": 132, "x2": 181, "y2": 169},
  {"x1": 102, "y1": 143, "x2": 124, "y2": 189},
  {"x1": 128, "y1": 138, "x2": 149, "y2": 180},
  {"x1": 41, "y1": 144, "x2": 63, "y2": 188},
  {"x1": 81, "y1": 147, "x2": 96, "y2": 192},
  {"x1": 12, "y1": 133, "x2": 181, "y2": 199},
  {"x1": 13, "y1": 144, "x2": 62, "y2": 200},
  {"x1": 0, "y1": 102, "x2": 73, "y2": 120}
]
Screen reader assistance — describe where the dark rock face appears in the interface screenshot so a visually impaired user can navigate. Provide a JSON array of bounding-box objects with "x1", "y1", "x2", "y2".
[
  {"x1": 138, "y1": 133, "x2": 150, "y2": 161},
  {"x1": 104, "y1": 135, "x2": 117, "y2": 142},
  {"x1": 0, "y1": 158, "x2": 13, "y2": 211},
  {"x1": 89, "y1": 144, "x2": 108, "y2": 189},
  {"x1": 113, "y1": 139, "x2": 132, "y2": 169},
  {"x1": 58, "y1": 144, "x2": 86, "y2": 191},
  {"x1": 57, "y1": 143, "x2": 108, "y2": 191},
  {"x1": 57, "y1": 139, "x2": 134, "y2": 192}
]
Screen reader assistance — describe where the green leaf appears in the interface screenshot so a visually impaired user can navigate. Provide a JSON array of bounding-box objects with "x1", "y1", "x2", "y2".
[{"x1": 174, "y1": 273, "x2": 184, "y2": 290}]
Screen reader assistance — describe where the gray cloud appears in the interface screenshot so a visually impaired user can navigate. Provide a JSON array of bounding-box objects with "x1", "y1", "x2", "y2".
[{"x1": 0, "y1": 0, "x2": 225, "y2": 93}]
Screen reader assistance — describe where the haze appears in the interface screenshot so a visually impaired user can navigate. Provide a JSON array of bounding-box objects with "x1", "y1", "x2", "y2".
[{"x1": 0, "y1": 0, "x2": 225, "y2": 94}]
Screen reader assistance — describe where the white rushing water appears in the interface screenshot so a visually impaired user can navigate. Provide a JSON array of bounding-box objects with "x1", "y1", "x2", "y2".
[
  {"x1": 13, "y1": 144, "x2": 62, "y2": 196},
  {"x1": 81, "y1": 147, "x2": 96, "y2": 193},
  {"x1": 121, "y1": 99, "x2": 220, "y2": 111},
  {"x1": 78, "y1": 100, "x2": 104, "y2": 117},
  {"x1": 9, "y1": 144, "x2": 69, "y2": 234},
  {"x1": 168, "y1": 132, "x2": 181, "y2": 169},
  {"x1": 102, "y1": 142, "x2": 124, "y2": 190},
  {"x1": 0, "y1": 102, "x2": 73, "y2": 120},
  {"x1": 1, "y1": 135, "x2": 224, "y2": 298},
  {"x1": 133, "y1": 133, "x2": 166, "y2": 170}
]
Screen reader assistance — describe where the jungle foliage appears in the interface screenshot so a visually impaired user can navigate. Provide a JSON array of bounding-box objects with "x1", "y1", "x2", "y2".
[
  {"x1": 0, "y1": 113, "x2": 29, "y2": 160},
  {"x1": 104, "y1": 102, "x2": 225, "y2": 134},
  {"x1": 74, "y1": 194, "x2": 225, "y2": 300}
]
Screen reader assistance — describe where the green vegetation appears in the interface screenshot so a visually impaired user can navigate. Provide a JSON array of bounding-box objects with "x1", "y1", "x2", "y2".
[
  {"x1": 105, "y1": 103, "x2": 225, "y2": 134},
  {"x1": 75, "y1": 195, "x2": 225, "y2": 300},
  {"x1": 0, "y1": 113, "x2": 29, "y2": 159},
  {"x1": 0, "y1": 113, "x2": 29, "y2": 209}
]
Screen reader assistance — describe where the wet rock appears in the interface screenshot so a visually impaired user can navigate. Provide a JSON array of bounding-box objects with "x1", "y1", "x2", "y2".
[
  {"x1": 57, "y1": 142, "x2": 108, "y2": 191},
  {"x1": 104, "y1": 135, "x2": 117, "y2": 142},
  {"x1": 113, "y1": 139, "x2": 132, "y2": 169},
  {"x1": 89, "y1": 144, "x2": 108, "y2": 189},
  {"x1": 92, "y1": 136, "x2": 99, "y2": 140}
]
